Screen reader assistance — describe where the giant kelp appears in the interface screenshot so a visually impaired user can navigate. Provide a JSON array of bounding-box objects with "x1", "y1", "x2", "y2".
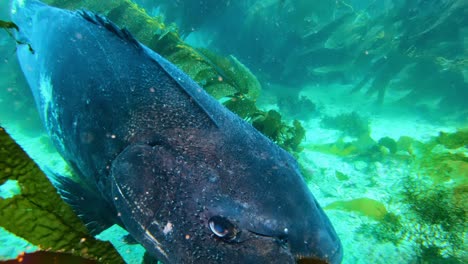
[
  {"x1": 1, "y1": 251, "x2": 97, "y2": 264},
  {"x1": 133, "y1": 0, "x2": 468, "y2": 117},
  {"x1": 0, "y1": 20, "x2": 18, "y2": 30},
  {"x1": 327, "y1": 0, "x2": 467, "y2": 112},
  {"x1": 252, "y1": 110, "x2": 306, "y2": 153},
  {"x1": 0, "y1": 127, "x2": 123, "y2": 263}
]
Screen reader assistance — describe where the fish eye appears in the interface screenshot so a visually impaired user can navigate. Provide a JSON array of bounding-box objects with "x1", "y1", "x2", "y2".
[{"x1": 208, "y1": 216, "x2": 238, "y2": 241}]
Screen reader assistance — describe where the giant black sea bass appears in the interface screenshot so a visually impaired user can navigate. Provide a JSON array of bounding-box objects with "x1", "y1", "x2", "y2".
[{"x1": 11, "y1": 0, "x2": 342, "y2": 263}]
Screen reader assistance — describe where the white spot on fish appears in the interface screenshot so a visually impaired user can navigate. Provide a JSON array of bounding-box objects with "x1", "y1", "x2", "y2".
[
  {"x1": 163, "y1": 222, "x2": 173, "y2": 235},
  {"x1": 39, "y1": 73, "x2": 53, "y2": 121},
  {"x1": 39, "y1": 73, "x2": 65, "y2": 153}
]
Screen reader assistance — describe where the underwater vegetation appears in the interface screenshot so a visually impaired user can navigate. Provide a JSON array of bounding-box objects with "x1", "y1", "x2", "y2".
[
  {"x1": 0, "y1": 19, "x2": 34, "y2": 54},
  {"x1": 356, "y1": 212, "x2": 405, "y2": 246},
  {"x1": 138, "y1": 0, "x2": 468, "y2": 120},
  {"x1": 325, "y1": 197, "x2": 387, "y2": 221},
  {"x1": 402, "y1": 176, "x2": 465, "y2": 257},
  {"x1": 316, "y1": 127, "x2": 467, "y2": 262},
  {"x1": 307, "y1": 111, "x2": 390, "y2": 160},
  {"x1": 1, "y1": 251, "x2": 97, "y2": 264},
  {"x1": 321, "y1": 111, "x2": 370, "y2": 138},
  {"x1": 252, "y1": 111, "x2": 306, "y2": 154},
  {"x1": 0, "y1": 127, "x2": 123, "y2": 263},
  {"x1": 194, "y1": 48, "x2": 261, "y2": 100},
  {"x1": 349, "y1": 1, "x2": 468, "y2": 107},
  {"x1": 278, "y1": 95, "x2": 317, "y2": 121},
  {"x1": 0, "y1": 20, "x2": 18, "y2": 31}
]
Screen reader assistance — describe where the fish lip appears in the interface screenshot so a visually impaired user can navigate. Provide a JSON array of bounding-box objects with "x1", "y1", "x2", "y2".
[
  {"x1": 293, "y1": 238, "x2": 343, "y2": 264},
  {"x1": 245, "y1": 229, "x2": 342, "y2": 264},
  {"x1": 294, "y1": 247, "x2": 342, "y2": 264}
]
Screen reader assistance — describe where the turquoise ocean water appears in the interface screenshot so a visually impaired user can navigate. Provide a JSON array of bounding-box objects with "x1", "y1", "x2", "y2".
[{"x1": 0, "y1": 1, "x2": 466, "y2": 263}]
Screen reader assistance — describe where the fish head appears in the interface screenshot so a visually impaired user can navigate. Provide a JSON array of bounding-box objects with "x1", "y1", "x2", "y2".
[
  {"x1": 196, "y1": 133, "x2": 343, "y2": 264},
  {"x1": 111, "y1": 130, "x2": 342, "y2": 264}
]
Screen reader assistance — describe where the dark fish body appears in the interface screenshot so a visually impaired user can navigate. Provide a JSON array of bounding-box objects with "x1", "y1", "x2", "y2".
[{"x1": 11, "y1": 1, "x2": 342, "y2": 263}]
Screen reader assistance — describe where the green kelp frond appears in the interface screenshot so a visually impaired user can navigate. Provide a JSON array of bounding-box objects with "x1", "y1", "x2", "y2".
[
  {"x1": 306, "y1": 138, "x2": 359, "y2": 157},
  {"x1": 0, "y1": 20, "x2": 18, "y2": 31},
  {"x1": 197, "y1": 49, "x2": 261, "y2": 100},
  {"x1": 305, "y1": 134, "x2": 377, "y2": 159},
  {"x1": 335, "y1": 170, "x2": 350, "y2": 181},
  {"x1": 223, "y1": 94, "x2": 260, "y2": 119},
  {"x1": 324, "y1": 197, "x2": 388, "y2": 221},
  {"x1": 252, "y1": 110, "x2": 305, "y2": 153},
  {"x1": 252, "y1": 110, "x2": 283, "y2": 144},
  {"x1": 410, "y1": 130, "x2": 468, "y2": 186},
  {"x1": 378, "y1": 136, "x2": 397, "y2": 154},
  {"x1": 281, "y1": 120, "x2": 306, "y2": 153},
  {"x1": 436, "y1": 129, "x2": 468, "y2": 149},
  {"x1": 0, "y1": 128, "x2": 123, "y2": 264},
  {"x1": 3, "y1": 251, "x2": 97, "y2": 263},
  {"x1": 0, "y1": 19, "x2": 35, "y2": 54}
]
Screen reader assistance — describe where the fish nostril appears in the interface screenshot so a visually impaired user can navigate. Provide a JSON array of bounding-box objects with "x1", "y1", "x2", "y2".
[{"x1": 296, "y1": 257, "x2": 329, "y2": 264}]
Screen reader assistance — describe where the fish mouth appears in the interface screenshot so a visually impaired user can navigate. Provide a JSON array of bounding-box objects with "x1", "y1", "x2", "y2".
[
  {"x1": 247, "y1": 229, "x2": 342, "y2": 264},
  {"x1": 292, "y1": 244, "x2": 342, "y2": 264},
  {"x1": 294, "y1": 248, "x2": 343, "y2": 264},
  {"x1": 296, "y1": 257, "x2": 330, "y2": 264},
  {"x1": 291, "y1": 236, "x2": 343, "y2": 264}
]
